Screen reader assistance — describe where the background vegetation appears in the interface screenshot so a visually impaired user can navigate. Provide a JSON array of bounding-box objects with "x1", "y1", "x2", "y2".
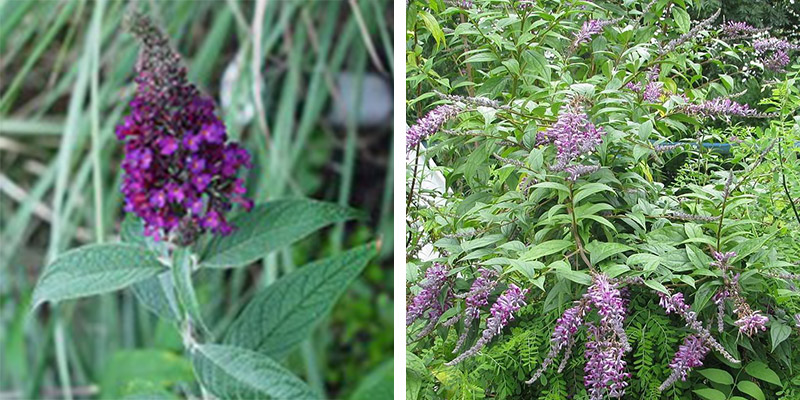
[
  {"x1": 0, "y1": 0, "x2": 393, "y2": 398},
  {"x1": 406, "y1": 0, "x2": 800, "y2": 399}
]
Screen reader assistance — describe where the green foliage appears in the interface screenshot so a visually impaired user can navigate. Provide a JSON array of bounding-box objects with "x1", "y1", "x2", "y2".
[{"x1": 407, "y1": 0, "x2": 800, "y2": 398}]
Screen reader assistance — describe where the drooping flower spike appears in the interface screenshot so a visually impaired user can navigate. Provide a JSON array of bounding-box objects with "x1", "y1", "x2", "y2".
[
  {"x1": 119, "y1": 13, "x2": 252, "y2": 242},
  {"x1": 407, "y1": 263, "x2": 450, "y2": 327}
]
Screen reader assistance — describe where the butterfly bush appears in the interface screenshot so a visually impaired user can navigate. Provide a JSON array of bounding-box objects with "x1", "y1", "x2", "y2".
[
  {"x1": 406, "y1": 0, "x2": 800, "y2": 396},
  {"x1": 119, "y1": 14, "x2": 252, "y2": 242},
  {"x1": 407, "y1": 263, "x2": 449, "y2": 327},
  {"x1": 406, "y1": 105, "x2": 461, "y2": 151}
]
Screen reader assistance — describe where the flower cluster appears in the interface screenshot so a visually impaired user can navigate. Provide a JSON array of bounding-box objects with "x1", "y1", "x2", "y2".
[
  {"x1": 678, "y1": 98, "x2": 775, "y2": 119},
  {"x1": 657, "y1": 289, "x2": 740, "y2": 391},
  {"x1": 445, "y1": 268, "x2": 499, "y2": 351},
  {"x1": 119, "y1": 13, "x2": 252, "y2": 242},
  {"x1": 564, "y1": 164, "x2": 600, "y2": 181},
  {"x1": 721, "y1": 21, "x2": 765, "y2": 39},
  {"x1": 711, "y1": 251, "x2": 768, "y2": 336},
  {"x1": 406, "y1": 105, "x2": 461, "y2": 152},
  {"x1": 529, "y1": 274, "x2": 630, "y2": 398},
  {"x1": 446, "y1": 284, "x2": 528, "y2": 365},
  {"x1": 642, "y1": 67, "x2": 663, "y2": 102},
  {"x1": 753, "y1": 37, "x2": 800, "y2": 72},
  {"x1": 570, "y1": 19, "x2": 616, "y2": 52},
  {"x1": 667, "y1": 211, "x2": 718, "y2": 222},
  {"x1": 536, "y1": 105, "x2": 605, "y2": 171},
  {"x1": 407, "y1": 263, "x2": 449, "y2": 326},
  {"x1": 659, "y1": 335, "x2": 709, "y2": 391}
]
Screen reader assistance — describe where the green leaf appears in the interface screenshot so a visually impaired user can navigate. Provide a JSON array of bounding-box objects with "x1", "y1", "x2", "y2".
[
  {"x1": 644, "y1": 279, "x2": 669, "y2": 295},
  {"x1": 224, "y1": 243, "x2": 378, "y2": 359},
  {"x1": 200, "y1": 199, "x2": 361, "y2": 268},
  {"x1": 693, "y1": 388, "x2": 726, "y2": 400},
  {"x1": 130, "y1": 273, "x2": 180, "y2": 322},
  {"x1": 553, "y1": 268, "x2": 591, "y2": 285},
  {"x1": 100, "y1": 349, "x2": 193, "y2": 399},
  {"x1": 585, "y1": 241, "x2": 633, "y2": 265},
  {"x1": 673, "y1": 7, "x2": 691, "y2": 33},
  {"x1": 350, "y1": 359, "x2": 393, "y2": 400},
  {"x1": 745, "y1": 361, "x2": 781, "y2": 386},
  {"x1": 192, "y1": 344, "x2": 317, "y2": 400},
  {"x1": 573, "y1": 183, "x2": 614, "y2": 204},
  {"x1": 418, "y1": 10, "x2": 445, "y2": 46},
  {"x1": 731, "y1": 233, "x2": 775, "y2": 264},
  {"x1": 172, "y1": 248, "x2": 207, "y2": 332},
  {"x1": 770, "y1": 322, "x2": 791, "y2": 352},
  {"x1": 737, "y1": 381, "x2": 765, "y2": 400},
  {"x1": 33, "y1": 243, "x2": 167, "y2": 308},
  {"x1": 521, "y1": 240, "x2": 573, "y2": 261},
  {"x1": 697, "y1": 368, "x2": 734, "y2": 385}
]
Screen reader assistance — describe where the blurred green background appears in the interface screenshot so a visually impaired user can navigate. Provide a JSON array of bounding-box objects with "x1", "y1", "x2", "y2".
[{"x1": 0, "y1": 0, "x2": 394, "y2": 398}]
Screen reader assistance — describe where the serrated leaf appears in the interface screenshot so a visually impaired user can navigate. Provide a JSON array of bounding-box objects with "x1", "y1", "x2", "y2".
[
  {"x1": 192, "y1": 344, "x2": 317, "y2": 399},
  {"x1": 737, "y1": 381, "x2": 765, "y2": 400},
  {"x1": 224, "y1": 243, "x2": 377, "y2": 359},
  {"x1": 201, "y1": 199, "x2": 361, "y2": 268},
  {"x1": 130, "y1": 273, "x2": 180, "y2": 321},
  {"x1": 693, "y1": 388, "x2": 726, "y2": 400},
  {"x1": 33, "y1": 243, "x2": 167, "y2": 308},
  {"x1": 697, "y1": 368, "x2": 733, "y2": 385},
  {"x1": 745, "y1": 361, "x2": 781, "y2": 386}
]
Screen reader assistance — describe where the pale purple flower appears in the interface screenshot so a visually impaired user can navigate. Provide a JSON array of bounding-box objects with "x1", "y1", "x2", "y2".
[
  {"x1": 662, "y1": 9, "x2": 720, "y2": 54},
  {"x1": 448, "y1": 269, "x2": 500, "y2": 351},
  {"x1": 678, "y1": 98, "x2": 776, "y2": 119},
  {"x1": 564, "y1": 164, "x2": 600, "y2": 181},
  {"x1": 527, "y1": 301, "x2": 589, "y2": 383},
  {"x1": 537, "y1": 106, "x2": 605, "y2": 170},
  {"x1": 625, "y1": 82, "x2": 642, "y2": 92},
  {"x1": 763, "y1": 50, "x2": 790, "y2": 71},
  {"x1": 407, "y1": 263, "x2": 449, "y2": 326},
  {"x1": 735, "y1": 311, "x2": 768, "y2": 336},
  {"x1": 753, "y1": 37, "x2": 800, "y2": 54},
  {"x1": 571, "y1": 19, "x2": 615, "y2": 51},
  {"x1": 406, "y1": 105, "x2": 461, "y2": 151},
  {"x1": 721, "y1": 21, "x2": 765, "y2": 39},
  {"x1": 446, "y1": 284, "x2": 528, "y2": 365},
  {"x1": 584, "y1": 324, "x2": 630, "y2": 399},
  {"x1": 659, "y1": 335, "x2": 709, "y2": 391}
]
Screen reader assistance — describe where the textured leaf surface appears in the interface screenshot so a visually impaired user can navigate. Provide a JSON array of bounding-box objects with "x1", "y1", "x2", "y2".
[
  {"x1": 224, "y1": 243, "x2": 377, "y2": 359},
  {"x1": 200, "y1": 199, "x2": 361, "y2": 268},
  {"x1": 192, "y1": 344, "x2": 317, "y2": 400},
  {"x1": 33, "y1": 243, "x2": 167, "y2": 307},
  {"x1": 350, "y1": 359, "x2": 393, "y2": 400}
]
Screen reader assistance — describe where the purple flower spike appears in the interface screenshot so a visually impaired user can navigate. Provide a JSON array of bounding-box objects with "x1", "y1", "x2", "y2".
[
  {"x1": 407, "y1": 263, "x2": 449, "y2": 326},
  {"x1": 571, "y1": 19, "x2": 616, "y2": 52},
  {"x1": 406, "y1": 104, "x2": 461, "y2": 152},
  {"x1": 537, "y1": 105, "x2": 605, "y2": 171},
  {"x1": 119, "y1": 13, "x2": 252, "y2": 242},
  {"x1": 659, "y1": 335, "x2": 709, "y2": 391},
  {"x1": 446, "y1": 284, "x2": 528, "y2": 365}
]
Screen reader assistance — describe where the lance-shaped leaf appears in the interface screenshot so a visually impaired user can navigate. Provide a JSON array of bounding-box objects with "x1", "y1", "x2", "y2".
[
  {"x1": 121, "y1": 214, "x2": 179, "y2": 321},
  {"x1": 224, "y1": 242, "x2": 378, "y2": 359},
  {"x1": 191, "y1": 343, "x2": 317, "y2": 400},
  {"x1": 200, "y1": 199, "x2": 362, "y2": 268},
  {"x1": 33, "y1": 243, "x2": 167, "y2": 308}
]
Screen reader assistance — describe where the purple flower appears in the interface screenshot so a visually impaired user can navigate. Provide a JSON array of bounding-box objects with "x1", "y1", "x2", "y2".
[
  {"x1": 446, "y1": 284, "x2": 528, "y2": 365},
  {"x1": 735, "y1": 311, "x2": 768, "y2": 336},
  {"x1": 407, "y1": 263, "x2": 449, "y2": 326},
  {"x1": 678, "y1": 98, "x2": 776, "y2": 119},
  {"x1": 659, "y1": 335, "x2": 709, "y2": 391},
  {"x1": 118, "y1": 13, "x2": 252, "y2": 242},
  {"x1": 537, "y1": 105, "x2": 605, "y2": 170},
  {"x1": 584, "y1": 324, "x2": 630, "y2": 399},
  {"x1": 406, "y1": 104, "x2": 461, "y2": 152},
  {"x1": 721, "y1": 21, "x2": 765, "y2": 39},
  {"x1": 625, "y1": 82, "x2": 642, "y2": 92},
  {"x1": 448, "y1": 269, "x2": 499, "y2": 351},
  {"x1": 527, "y1": 301, "x2": 588, "y2": 383},
  {"x1": 571, "y1": 19, "x2": 615, "y2": 52},
  {"x1": 753, "y1": 37, "x2": 800, "y2": 54},
  {"x1": 564, "y1": 164, "x2": 599, "y2": 181},
  {"x1": 763, "y1": 50, "x2": 790, "y2": 71}
]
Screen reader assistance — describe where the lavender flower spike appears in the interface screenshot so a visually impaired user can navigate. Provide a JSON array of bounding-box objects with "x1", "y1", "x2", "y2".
[
  {"x1": 721, "y1": 21, "x2": 766, "y2": 39},
  {"x1": 570, "y1": 19, "x2": 617, "y2": 52},
  {"x1": 119, "y1": 13, "x2": 252, "y2": 243},
  {"x1": 527, "y1": 301, "x2": 588, "y2": 383},
  {"x1": 537, "y1": 105, "x2": 605, "y2": 170},
  {"x1": 659, "y1": 335, "x2": 709, "y2": 391},
  {"x1": 406, "y1": 105, "x2": 461, "y2": 152},
  {"x1": 662, "y1": 9, "x2": 720, "y2": 54},
  {"x1": 678, "y1": 98, "x2": 776, "y2": 119},
  {"x1": 450, "y1": 268, "x2": 499, "y2": 352},
  {"x1": 446, "y1": 284, "x2": 528, "y2": 365},
  {"x1": 407, "y1": 263, "x2": 449, "y2": 326}
]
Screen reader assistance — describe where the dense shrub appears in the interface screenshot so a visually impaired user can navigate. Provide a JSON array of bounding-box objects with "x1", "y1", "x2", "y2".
[{"x1": 405, "y1": 0, "x2": 800, "y2": 398}]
